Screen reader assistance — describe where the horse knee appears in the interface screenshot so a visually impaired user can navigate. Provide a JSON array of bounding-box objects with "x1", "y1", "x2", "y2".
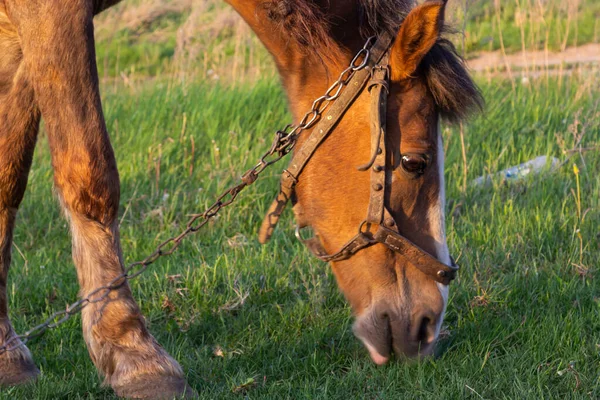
[{"x1": 56, "y1": 167, "x2": 120, "y2": 226}]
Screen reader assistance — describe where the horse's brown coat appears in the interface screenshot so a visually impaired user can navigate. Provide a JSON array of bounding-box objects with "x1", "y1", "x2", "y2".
[
  {"x1": 232, "y1": 0, "x2": 481, "y2": 360},
  {"x1": 0, "y1": 1, "x2": 190, "y2": 396},
  {"x1": 0, "y1": 6, "x2": 41, "y2": 385},
  {"x1": 0, "y1": 0, "x2": 481, "y2": 396}
]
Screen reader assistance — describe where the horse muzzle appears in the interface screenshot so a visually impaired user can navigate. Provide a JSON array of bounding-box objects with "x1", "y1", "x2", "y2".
[{"x1": 353, "y1": 302, "x2": 441, "y2": 363}]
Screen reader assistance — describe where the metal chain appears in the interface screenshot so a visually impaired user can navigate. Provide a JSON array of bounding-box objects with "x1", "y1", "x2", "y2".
[{"x1": 0, "y1": 36, "x2": 376, "y2": 355}]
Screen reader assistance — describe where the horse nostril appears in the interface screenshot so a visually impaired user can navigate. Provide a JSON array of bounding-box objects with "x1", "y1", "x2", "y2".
[{"x1": 414, "y1": 313, "x2": 437, "y2": 345}]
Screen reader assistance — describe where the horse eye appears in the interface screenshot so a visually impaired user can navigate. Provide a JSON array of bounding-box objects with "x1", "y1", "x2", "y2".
[{"x1": 401, "y1": 154, "x2": 429, "y2": 176}]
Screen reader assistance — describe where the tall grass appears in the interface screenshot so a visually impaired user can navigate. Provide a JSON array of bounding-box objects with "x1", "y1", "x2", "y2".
[
  {"x1": 459, "y1": 0, "x2": 600, "y2": 54},
  {"x1": 94, "y1": 0, "x2": 600, "y2": 80},
  {"x1": 95, "y1": 0, "x2": 273, "y2": 81}
]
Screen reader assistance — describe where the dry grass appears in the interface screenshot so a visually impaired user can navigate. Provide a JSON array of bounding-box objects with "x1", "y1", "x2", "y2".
[{"x1": 109, "y1": 0, "x2": 193, "y2": 33}]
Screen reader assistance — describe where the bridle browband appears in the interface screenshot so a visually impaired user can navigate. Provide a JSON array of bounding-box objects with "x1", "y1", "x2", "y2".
[{"x1": 257, "y1": 33, "x2": 459, "y2": 286}]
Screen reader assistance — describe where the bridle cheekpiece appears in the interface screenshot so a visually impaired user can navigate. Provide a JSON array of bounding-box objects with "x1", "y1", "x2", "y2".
[{"x1": 257, "y1": 32, "x2": 459, "y2": 285}]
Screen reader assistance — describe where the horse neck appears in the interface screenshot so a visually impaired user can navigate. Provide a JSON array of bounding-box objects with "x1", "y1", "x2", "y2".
[
  {"x1": 278, "y1": 46, "x2": 351, "y2": 122},
  {"x1": 232, "y1": 0, "x2": 371, "y2": 118},
  {"x1": 277, "y1": 22, "x2": 366, "y2": 118}
]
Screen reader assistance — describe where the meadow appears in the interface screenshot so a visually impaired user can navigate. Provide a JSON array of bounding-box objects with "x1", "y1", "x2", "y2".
[{"x1": 2, "y1": 1, "x2": 600, "y2": 399}]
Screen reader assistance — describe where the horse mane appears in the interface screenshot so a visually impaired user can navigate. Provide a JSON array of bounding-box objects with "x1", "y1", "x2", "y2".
[
  {"x1": 262, "y1": 0, "x2": 482, "y2": 122},
  {"x1": 260, "y1": 0, "x2": 333, "y2": 49},
  {"x1": 261, "y1": 0, "x2": 412, "y2": 48},
  {"x1": 356, "y1": 0, "x2": 414, "y2": 37}
]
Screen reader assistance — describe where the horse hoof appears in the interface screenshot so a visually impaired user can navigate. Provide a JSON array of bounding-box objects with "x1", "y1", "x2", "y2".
[
  {"x1": 113, "y1": 375, "x2": 197, "y2": 399},
  {"x1": 0, "y1": 354, "x2": 40, "y2": 386}
]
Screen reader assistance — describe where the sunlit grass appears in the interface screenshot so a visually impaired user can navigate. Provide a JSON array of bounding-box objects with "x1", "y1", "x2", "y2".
[{"x1": 1, "y1": 70, "x2": 599, "y2": 398}]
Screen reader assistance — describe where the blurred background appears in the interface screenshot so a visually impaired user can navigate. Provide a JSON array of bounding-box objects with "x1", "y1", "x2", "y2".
[{"x1": 93, "y1": 0, "x2": 600, "y2": 82}]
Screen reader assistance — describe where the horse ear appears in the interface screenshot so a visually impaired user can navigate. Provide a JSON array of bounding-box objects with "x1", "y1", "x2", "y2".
[{"x1": 391, "y1": 0, "x2": 446, "y2": 80}]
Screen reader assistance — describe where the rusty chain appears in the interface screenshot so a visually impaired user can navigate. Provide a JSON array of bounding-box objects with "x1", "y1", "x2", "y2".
[{"x1": 0, "y1": 36, "x2": 376, "y2": 355}]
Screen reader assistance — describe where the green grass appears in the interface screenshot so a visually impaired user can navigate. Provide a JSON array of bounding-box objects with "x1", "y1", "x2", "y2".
[{"x1": 1, "y1": 69, "x2": 599, "y2": 399}]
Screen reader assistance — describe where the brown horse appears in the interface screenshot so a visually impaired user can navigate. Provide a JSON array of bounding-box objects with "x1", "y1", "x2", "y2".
[{"x1": 0, "y1": 0, "x2": 481, "y2": 398}]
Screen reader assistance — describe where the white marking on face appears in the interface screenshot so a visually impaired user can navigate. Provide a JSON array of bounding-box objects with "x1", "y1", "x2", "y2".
[
  {"x1": 435, "y1": 282, "x2": 449, "y2": 338},
  {"x1": 428, "y1": 125, "x2": 451, "y2": 337}
]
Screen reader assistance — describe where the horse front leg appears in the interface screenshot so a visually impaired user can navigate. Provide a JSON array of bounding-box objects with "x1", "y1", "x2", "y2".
[
  {"x1": 0, "y1": 11, "x2": 41, "y2": 386},
  {"x1": 4, "y1": 1, "x2": 195, "y2": 397}
]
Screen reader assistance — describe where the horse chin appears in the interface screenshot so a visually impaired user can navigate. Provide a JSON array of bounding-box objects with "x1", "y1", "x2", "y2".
[
  {"x1": 363, "y1": 341, "x2": 390, "y2": 365},
  {"x1": 358, "y1": 334, "x2": 437, "y2": 364}
]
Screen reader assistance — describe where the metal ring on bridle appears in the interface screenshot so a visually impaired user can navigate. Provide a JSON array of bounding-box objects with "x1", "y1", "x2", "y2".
[{"x1": 351, "y1": 49, "x2": 370, "y2": 71}]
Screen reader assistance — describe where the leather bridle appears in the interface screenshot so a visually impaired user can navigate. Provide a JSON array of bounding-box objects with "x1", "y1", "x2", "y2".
[{"x1": 257, "y1": 33, "x2": 459, "y2": 286}]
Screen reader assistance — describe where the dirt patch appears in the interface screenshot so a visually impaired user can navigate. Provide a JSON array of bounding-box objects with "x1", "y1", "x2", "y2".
[{"x1": 467, "y1": 43, "x2": 600, "y2": 72}]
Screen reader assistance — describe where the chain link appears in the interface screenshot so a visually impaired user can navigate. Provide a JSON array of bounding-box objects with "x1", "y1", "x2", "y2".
[{"x1": 0, "y1": 36, "x2": 376, "y2": 355}]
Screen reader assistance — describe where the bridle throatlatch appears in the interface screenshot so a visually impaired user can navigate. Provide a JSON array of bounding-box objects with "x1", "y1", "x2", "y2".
[{"x1": 257, "y1": 33, "x2": 459, "y2": 285}]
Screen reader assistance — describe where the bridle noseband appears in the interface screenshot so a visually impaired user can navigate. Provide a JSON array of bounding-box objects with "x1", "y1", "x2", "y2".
[{"x1": 257, "y1": 33, "x2": 459, "y2": 286}]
